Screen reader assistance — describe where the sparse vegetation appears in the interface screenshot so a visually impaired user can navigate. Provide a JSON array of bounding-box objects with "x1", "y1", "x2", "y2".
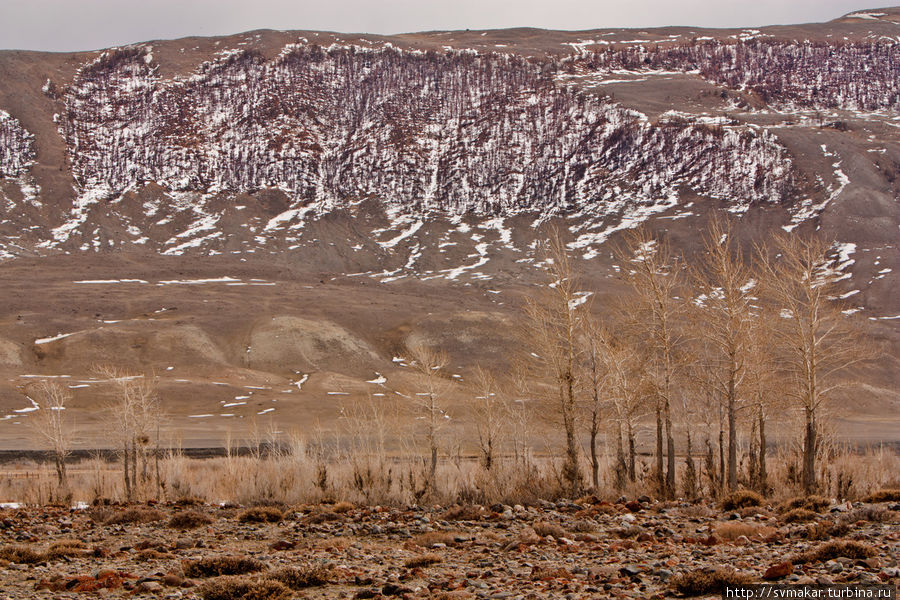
[
  {"x1": 182, "y1": 556, "x2": 267, "y2": 578},
  {"x1": 779, "y1": 496, "x2": 830, "y2": 513},
  {"x1": 104, "y1": 507, "x2": 165, "y2": 525},
  {"x1": 863, "y1": 489, "x2": 900, "y2": 503},
  {"x1": 237, "y1": 506, "x2": 284, "y2": 523},
  {"x1": 404, "y1": 554, "x2": 442, "y2": 569},
  {"x1": 671, "y1": 567, "x2": 754, "y2": 596},
  {"x1": 793, "y1": 540, "x2": 877, "y2": 564},
  {"x1": 782, "y1": 508, "x2": 818, "y2": 523},
  {"x1": 169, "y1": 509, "x2": 214, "y2": 530},
  {"x1": 721, "y1": 490, "x2": 764, "y2": 510},
  {"x1": 197, "y1": 576, "x2": 291, "y2": 600},
  {"x1": 266, "y1": 565, "x2": 333, "y2": 589}
]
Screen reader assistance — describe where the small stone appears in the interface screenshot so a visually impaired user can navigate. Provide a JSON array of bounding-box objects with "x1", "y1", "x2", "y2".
[
  {"x1": 137, "y1": 581, "x2": 163, "y2": 592},
  {"x1": 825, "y1": 560, "x2": 844, "y2": 574}
]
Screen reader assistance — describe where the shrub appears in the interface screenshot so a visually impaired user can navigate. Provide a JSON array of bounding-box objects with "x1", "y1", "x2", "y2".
[
  {"x1": 671, "y1": 568, "x2": 754, "y2": 596},
  {"x1": 266, "y1": 565, "x2": 332, "y2": 589},
  {"x1": 237, "y1": 507, "x2": 284, "y2": 524},
  {"x1": 404, "y1": 554, "x2": 442, "y2": 569},
  {"x1": 197, "y1": 576, "x2": 291, "y2": 600},
  {"x1": 441, "y1": 504, "x2": 485, "y2": 521},
  {"x1": 169, "y1": 510, "x2": 214, "y2": 530},
  {"x1": 782, "y1": 508, "x2": 818, "y2": 523},
  {"x1": 863, "y1": 489, "x2": 900, "y2": 503},
  {"x1": 532, "y1": 521, "x2": 567, "y2": 539},
  {"x1": 714, "y1": 522, "x2": 775, "y2": 540},
  {"x1": 105, "y1": 508, "x2": 165, "y2": 525},
  {"x1": 182, "y1": 556, "x2": 267, "y2": 578},
  {"x1": 332, "y1": 501, "x2": 354, "y2": 513},
  {"x1": 304, "y1": 510, "x2": 340, "y2": 524},
  {"x1": 45, "y1": 539, "x2": 88, "y2": 560},
  {"x1": 721, "y1": 490, "x2": 764, "y2": 511},
  {"x1": 840, "y1": 506, "x2": 893, "y2": 523},
  {"x1": 0, "y1": 545, "x2": 44, "y2": 564},
  {"x1": 570, "y1": 519, "x2": 598, "y2": 533},
  {"x1": 793, "y1": 540, "x2": 877, "y2": 564},
  {"x1": 779, "y1": 496, "x2": 829, "y2": 513}
]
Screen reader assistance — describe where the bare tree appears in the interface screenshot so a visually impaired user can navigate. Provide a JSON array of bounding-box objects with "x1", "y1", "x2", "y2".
[
  {"x1": 406, "y1": 341, "x2": 450, "y2": 486},
  {"x1": 522, "y1": 230, "x2": 587, "y2": 496},
  {"x1": 691, "y1": 217, "x2": 756, "y2": 491},
  {"x1": 28, "y1": 381, "x2": 74, "y2": 499},
  {"x1": 469, "y1": 366, "x2": 508, "y2": 471},
  {"x1": 759, "y1": 234, "x2": 873, "y2": 493},
  {"x1": 617, "y1": 227, "x2": 684, "y2": 499}
]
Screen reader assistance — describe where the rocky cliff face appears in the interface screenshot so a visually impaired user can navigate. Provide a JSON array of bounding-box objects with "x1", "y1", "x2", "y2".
[
  {"x1": 0, "y1": 110, "x2": 33, "y2": 178},
  {"x1": 58, "y1": 44, "x2": 791, "y2": 222},
  {"x1": 575, "y1": 40, "x2": 900, "y2": 112}
]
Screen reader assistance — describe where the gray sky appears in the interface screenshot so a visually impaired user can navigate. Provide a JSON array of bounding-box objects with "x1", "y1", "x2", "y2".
[{"x1": 1, "y1": 0, "x2": 891, "y2": 52}]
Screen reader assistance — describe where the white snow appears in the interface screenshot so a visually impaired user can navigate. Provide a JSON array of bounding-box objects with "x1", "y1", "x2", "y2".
[{"x1": 35, "y1": 332, "x2": 75, "y2": 345}]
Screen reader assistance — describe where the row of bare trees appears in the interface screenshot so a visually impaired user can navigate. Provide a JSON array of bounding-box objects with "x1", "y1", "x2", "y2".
[{"x1": 521, "y1": 218, "x2": 873, "y2": 499}]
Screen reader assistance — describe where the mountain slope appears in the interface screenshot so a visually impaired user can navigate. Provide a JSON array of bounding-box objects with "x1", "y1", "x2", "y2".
[{"x1": 0, "y1": 9, "x2": 897, "y2": 446}]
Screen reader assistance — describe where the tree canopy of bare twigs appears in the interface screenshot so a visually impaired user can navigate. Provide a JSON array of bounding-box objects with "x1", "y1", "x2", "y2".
[
  {"x1": 758, "y1": 233, "x2": 875, "y2": 493},
  {"x1": 28, "y1": 380, "x2": 74, "y2": 498},
  {"x1": 616, "y1": 227, "x2": 685, "y2": 499}
]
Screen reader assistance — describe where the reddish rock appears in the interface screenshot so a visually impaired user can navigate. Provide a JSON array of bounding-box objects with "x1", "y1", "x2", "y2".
[{"x1": 764, "y1": 561, "x2": 793, "y2": 580}]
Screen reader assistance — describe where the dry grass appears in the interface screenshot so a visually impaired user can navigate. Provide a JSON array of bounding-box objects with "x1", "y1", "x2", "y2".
[
  {"x1": 169, "y1": 510, "x2": 214, "y2": 530},
  {"x1": 793, "y1": 540, "x2": 877, "y2": 564},
  {"x1": 721, "y1": 490, "x2": 764, "y2": 511},
  {"x1": 441, "y1": 504, "x2": 485, "y2": 521},
  {"x1": 779, "y1": 495, "x2": 829, "y2": 513},
  {"x1": 532, "y1": 521, "x2": 568, "y2": 539},
  {"x1": 0, "y1": 545, "x2": 44, "y2": 564},
  {"x1": 104, "y1": 507, "x2": 165, "y2": 525},
  {"x1": 304, "y1": 510, "x2": 341, "y2": 524},
  {"x1": 183, "y1": 556, "x2": 268, "y2": 578},
  {"x1": 863, "y1": 489, "x2": 900, "y2": 503},
  {"x1": 237, "y1": 506, "x2": 284, "y2": 523},
  {"x1": 45, "y1": 539, "x2": 88, "y2": 560},
  {"x1": 840, "y1": 506, "x2": 894, "y2": 523},
  {"x1": 713, "y1": 522, "x2": 775, "y2": 540},
  {"x1": 1, "y1": 446, "x2": 897, "y2": 509},
  {"x1": 671, "y1": 567, "x2": 754, "y2": 596},
  {"x1": 404, "y1": 554, "x2": 442, "y2": 569},
  {"x1": 782, "y1": 508, "x2": 818, "y2": 523},
  {"x1": 266, "y1": 565, "x2": 333, "y2": 589},
  {"x1": 197, "y1": 575, "x2": 291, "y2": 600}
]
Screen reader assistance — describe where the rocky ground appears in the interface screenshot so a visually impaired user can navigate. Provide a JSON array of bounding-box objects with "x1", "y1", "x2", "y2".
[{"x1": 0, "y1": 495, "x2": 897, "y2": 599}]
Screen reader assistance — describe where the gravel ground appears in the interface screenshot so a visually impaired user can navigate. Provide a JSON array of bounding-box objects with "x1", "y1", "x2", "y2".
[{"x1": 0, "y1": 497, "x2": 897, "y2": 599}]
